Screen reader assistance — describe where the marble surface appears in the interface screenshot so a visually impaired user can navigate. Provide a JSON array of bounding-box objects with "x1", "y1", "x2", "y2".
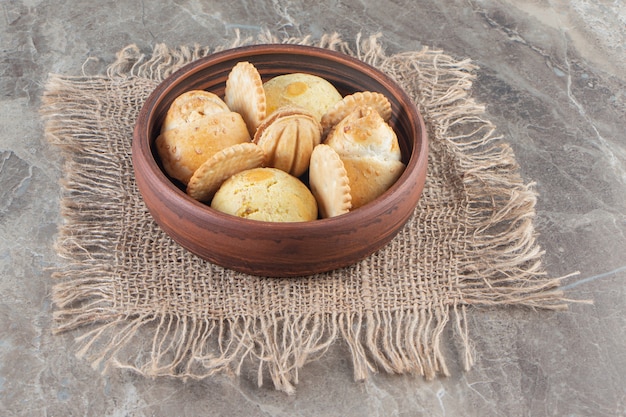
[{"x1": 1, "y1": 0, "x2": 625, "y2": 415}]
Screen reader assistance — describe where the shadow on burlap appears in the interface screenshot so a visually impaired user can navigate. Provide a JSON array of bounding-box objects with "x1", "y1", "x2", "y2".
[{"x1": 40, "y1": 32, "x2": 578, "y2": 394}]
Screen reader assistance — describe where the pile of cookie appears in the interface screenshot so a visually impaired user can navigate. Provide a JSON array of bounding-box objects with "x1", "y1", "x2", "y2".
[{"x1": 155, "y1": 62, "x2": 405, "y2": 222}]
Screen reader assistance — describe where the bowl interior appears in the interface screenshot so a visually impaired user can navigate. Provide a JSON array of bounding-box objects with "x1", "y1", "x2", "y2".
[{"x1": 146, "y1": 45, "x2": 418, "y2": 195}]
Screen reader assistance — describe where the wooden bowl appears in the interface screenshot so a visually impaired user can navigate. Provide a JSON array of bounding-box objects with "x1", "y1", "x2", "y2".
[{"x1": 132, "y1": 44, "x2": 428, "y2": 277}]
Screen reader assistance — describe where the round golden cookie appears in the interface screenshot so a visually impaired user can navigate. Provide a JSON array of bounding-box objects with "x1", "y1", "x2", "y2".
[
  {"x1": 320, "y1": 91, "x2": 392, "y2": 136},
  {"x1": 263, "y1": 73, "x2": 343, "y2": 122},
  {"x1": 155, "y1": 111, "x2": 251, "y2": 185},
  {"x1": 161, "y1": 90, "x2": 230, "y2": 133},
  {"x1": 253, "y1": 107, "x2": 322, "y2": 177},
  {"x1": 309, "y1": 144, "x2": 352, "y2": 218},
  {"x1": 211, "y1": 167, "x2": 318, "y2": 222},
  {"x1": 324, "y1": 106, "x2": 402, "y2": 161},
  {"x1": 186, "y1": 142, "x2": 266, "y2": 203},
  {"x1": 224, "y1": 61, "x2": 266, "y2": 136}
]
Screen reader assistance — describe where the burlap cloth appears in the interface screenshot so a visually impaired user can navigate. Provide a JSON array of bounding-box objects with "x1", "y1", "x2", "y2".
[{"x1": 41, "y1": 33, "x2": 574, "y2": 393}]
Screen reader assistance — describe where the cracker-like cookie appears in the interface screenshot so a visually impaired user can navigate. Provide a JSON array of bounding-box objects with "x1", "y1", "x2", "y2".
[
  {"x1": 309, "y1": 144, "x2": 352, "y2": 218},
  {"x1": 186, "y1": 142, "x2": 266, "y2": 202},
  {"x1": 224, "y1": 61, "x2": 266, "y2": 136},
  {"x1": 161, "y1": 90, "x2": 230, "y2": 133},
  {"x1": 320, "y1": 91, "x2": 392, "y2": 136}
]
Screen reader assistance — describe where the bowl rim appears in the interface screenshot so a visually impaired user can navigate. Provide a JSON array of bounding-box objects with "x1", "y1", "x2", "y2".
[{"x1": 133, "y1": 43, "x2": 428, "y2": 233}]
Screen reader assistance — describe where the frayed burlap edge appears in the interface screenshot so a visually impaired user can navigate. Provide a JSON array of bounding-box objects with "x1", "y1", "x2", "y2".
[{"x1": 42, "y1": 31, "x2": 582, "y2": 394}]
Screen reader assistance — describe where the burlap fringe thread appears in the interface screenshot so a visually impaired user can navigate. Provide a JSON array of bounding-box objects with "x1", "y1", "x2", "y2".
[{"x1": 42, "y1": 31, "x2": 579, "y2": 394}]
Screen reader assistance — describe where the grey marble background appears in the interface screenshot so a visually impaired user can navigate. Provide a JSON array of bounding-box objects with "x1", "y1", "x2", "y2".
[{"x1": 1, "y1": 0, "x2": 624, "y2": 416}]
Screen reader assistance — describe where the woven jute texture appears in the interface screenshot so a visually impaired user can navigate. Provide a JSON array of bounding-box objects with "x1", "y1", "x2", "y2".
[{"x1": 41, "y1": 33, "x2": 573, "y2": 393}]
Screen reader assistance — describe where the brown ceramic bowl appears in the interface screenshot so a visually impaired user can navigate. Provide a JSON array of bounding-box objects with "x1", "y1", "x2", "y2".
[{"x1": 132, "y1": 44, "x2": 428, "y2": 277}]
